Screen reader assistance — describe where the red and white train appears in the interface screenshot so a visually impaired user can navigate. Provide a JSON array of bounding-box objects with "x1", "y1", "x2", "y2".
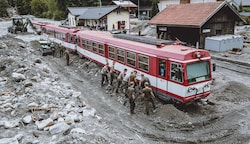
[{"x1": 33, "y1": 21, "x2": 213, "y2": 104}]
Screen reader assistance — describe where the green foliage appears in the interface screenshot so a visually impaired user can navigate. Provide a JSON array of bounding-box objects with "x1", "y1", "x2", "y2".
[
  {"x1": 243, "y1": 7, "x2": 250, "y2": 12},
  {"x1": 150, "y1": 0, "x2": 159, "y2": 18},
  {"x1": 242, "y1": 16, "x2": 250, "y2": 25},
  {"x1": 0, "y1": 0, "x2": 9, "y2": 17},
  {"x1": 30, "y1": 0, "x2": 48, "y2": 18}
]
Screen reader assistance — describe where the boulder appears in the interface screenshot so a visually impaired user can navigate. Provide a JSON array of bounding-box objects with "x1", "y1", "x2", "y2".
[{"x1": 49, "y1": 122, "x2": 70, "y2": 135}]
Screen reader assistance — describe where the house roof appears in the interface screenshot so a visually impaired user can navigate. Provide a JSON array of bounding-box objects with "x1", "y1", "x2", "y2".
[
  {"x1": 111, "y1": 1, "x2": 137, "y2": 8},
  {"x1": 77, "y1": 5, "x2": 119, "y2": 20},
  {"x1": 149, "y1": 1, "x2": 244, "y2": 28},
  {"x1": 68, "y1": 7, "x2": 88, "y2": 16},
  {"x1": 232, "y1": 0, "x2": 250, "y2": 6}
]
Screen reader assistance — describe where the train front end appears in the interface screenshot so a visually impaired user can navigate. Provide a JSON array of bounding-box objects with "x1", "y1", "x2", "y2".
[{"x1": 182, "y1": 51, "x2": 213, "y2": 103}]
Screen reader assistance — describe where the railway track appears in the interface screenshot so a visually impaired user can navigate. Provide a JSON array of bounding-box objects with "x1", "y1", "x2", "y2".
[{"x1": 213, "y1": 59, "x2": 250, "y2": 76}]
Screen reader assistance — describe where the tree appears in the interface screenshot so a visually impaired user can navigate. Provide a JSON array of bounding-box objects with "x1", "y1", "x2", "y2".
[
  {"x1": 30, "y1": 0, "x2": 48, "y2": 17},
  {"x1": 0, "y1": 0, "x2": 9, "y2": 17},
  {"x1": 150, "y1": 0, "x2": 159, "y2": 18}
]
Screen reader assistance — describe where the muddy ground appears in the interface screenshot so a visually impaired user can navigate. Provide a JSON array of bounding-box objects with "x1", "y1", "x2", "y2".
[{"x1": 0, "y1": 19, "x2": 250, "y2": 144}]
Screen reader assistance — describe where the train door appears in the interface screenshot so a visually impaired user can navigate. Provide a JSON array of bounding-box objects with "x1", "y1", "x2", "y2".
[{"x1": 156, "y1": 58, "x2": 167, "y2": 98}]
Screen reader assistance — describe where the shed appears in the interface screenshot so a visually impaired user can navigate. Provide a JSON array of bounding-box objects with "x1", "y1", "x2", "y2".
[
  {"x1": 149, "y1": 1, "x2": 245, "y2": 49},
  {"x1": 205, "y1": 35, "x2": 244, "y2": 52}
]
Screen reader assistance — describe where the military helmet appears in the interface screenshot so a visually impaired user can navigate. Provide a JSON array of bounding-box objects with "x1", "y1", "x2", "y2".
[
  {"x1": 129, "y1": 82, "x2": 134, "y2": 86},
  {"x1": 144, "y1": 82, "x2": 149, "y2": 86}
]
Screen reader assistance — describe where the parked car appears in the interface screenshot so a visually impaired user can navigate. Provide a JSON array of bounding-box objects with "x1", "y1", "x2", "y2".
[{"x1": 39, "y1": 40, "x2": 53, "y2": 56}]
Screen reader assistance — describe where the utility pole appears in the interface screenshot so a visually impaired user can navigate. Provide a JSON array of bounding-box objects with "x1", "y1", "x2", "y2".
[{"x1": 138, "y1": 0, "x2": 140, "y2": 19}]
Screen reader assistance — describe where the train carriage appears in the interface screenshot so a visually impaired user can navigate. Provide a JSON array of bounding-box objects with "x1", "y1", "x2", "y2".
[
  {"x1": 43, "y1": 24, "x2": 79, "y2": 52},
  {"x1": 75, "y1": 31, "x2": 213, "y2": 103}
]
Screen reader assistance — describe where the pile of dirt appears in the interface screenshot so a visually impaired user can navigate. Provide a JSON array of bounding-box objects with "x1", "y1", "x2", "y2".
[
  {"x1": 214, "y1": 81, "x2": 250, "y2": 103},
  {"x1": 154, "y1": 104, "x2": 191, "y2": 124}
]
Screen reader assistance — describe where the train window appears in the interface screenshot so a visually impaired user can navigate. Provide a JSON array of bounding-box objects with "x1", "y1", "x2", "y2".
[
  {"x1": 158, "y1": 60, "x2": 166, "y2": 77},
  {"x1": 138, "y1": 54, "x2": 149, "y2": 72},
  {"x1": 68, "y1": 34, "x2": 71, "y2": 42},
  {"x1": 186, "y1": 61, "x2": 210, "y2": 84},
  {"x1": 98, "y1": 44, "x2": 104, "y2": 55},
  {"x1": 170, "y1": 63, "x2": 183, "y2": 83},
  {"x1": 108, "y1": 46, "x2": 116, "y2": 59},
  {"x1": 82, "y1": 39, "x2": 86, "y2": 48},
  {"x1": 92, "y1": 42, "x2": 97, "y2": 52},
  {"x1": 86, "y1": 41, "x2": 92, "y2": 50},
  {"x1": 117, "y1": 49, "x2": 125, "y2": 63},
  {"x1": 127, "y1": 51, "x2": 136, "y2": 67}
]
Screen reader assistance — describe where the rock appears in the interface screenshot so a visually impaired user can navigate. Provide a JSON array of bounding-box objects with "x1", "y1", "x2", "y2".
[
  {"x1": 27, "y1": 102, "x2": 39, "y2": 108},
  {"x1": 4, "y1": 120, "x2": 20, "y2": 129},
  {"x1": 70, "y1": 128, "x2": 87, "y2": 142},
  {"x1": 57, "y1": 117, "x2": 64, "y2": 122},
  {"x1": 50, "y1": 113, "x2": 59, "y2": 121},
  {"x1": 72, "y1": 92, "x2": 81, "y2": 98},
  {"x1": 42, "y1": 66, "x2": 50, "y2": 73},
  {"x1": 22, "y1": 115, "x2": 32, "y2": 124},
  {"x1": 15, "y1": 134, "x2": 24, "y2": 141},
  {"x1": 16, "y1": 68, "x2": 25, "y2": 74},
  {"x1": 12, "y1": 72, "x2": 26, "y2": 82},
  {"x1": 34, "y1": 58, "x2": 42, "y2": 64},
  {"x1": 49, "y1": 122, "x2": 70, "y2": 135},
  {"x1": 82, "y1": 107, "x2": 96, "y2": 117},
  {"x1": 64, "y1": 117, "x2": 74, "y2": 125},
  {"x1": 18, "y1": 42, "x2": 26, "y2": 48},
  {"x1": 0, "y1": 42, "x2": 8, "y2": 49},
  {"x1": 70, "y1": 128, "x2": 86, "y2": 134},
  {"x1": 24, "y1": 81, "x2": 33, "y2": 87},
  {"x1": 36, "y1": 118, "x2": 54, "y2": 130},
  {"x1": 32, "y1": 140, "x2": 40, "y2": 144},
  {"x1": 0, "y1": 137, "x2": 18, "y2": 144},
  {"x1": 68, "y1": 112, "x2": 80, "y2": 122}
]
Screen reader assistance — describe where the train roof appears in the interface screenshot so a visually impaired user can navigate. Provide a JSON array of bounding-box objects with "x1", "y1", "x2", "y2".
[
  {"x1": 45, "y1": 24, "x2": 80, "y2": 33},
  {"x1": 76, "y1": 31, "x2": 211, "y2": 61}
]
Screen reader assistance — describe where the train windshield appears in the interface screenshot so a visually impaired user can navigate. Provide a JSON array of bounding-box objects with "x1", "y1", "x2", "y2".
[{"x1": 186, "y1": 61, "x2": 210, "y2": 84}]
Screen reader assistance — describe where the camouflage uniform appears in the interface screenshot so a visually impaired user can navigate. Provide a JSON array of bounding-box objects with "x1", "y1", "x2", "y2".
[
  {"x1": 116, "y1": 69, "x2": 127, "y2": 93},
  {"x1": 65, "y1": 50, "x2": 70, "y2": 66},
  {"x1": 101, "y1": 63, "x2": 109, "y2": 87},
  {"x1": 126, "y1": 82, "x2": 136, "y2": 114},
  {"x1": 142, "y1": 83, "x2": 156, "y2": 115}
]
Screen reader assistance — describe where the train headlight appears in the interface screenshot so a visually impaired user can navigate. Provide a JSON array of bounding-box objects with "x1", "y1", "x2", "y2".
[{"x1": 196, "y1": 52, "x2": 201, "y2": 59}]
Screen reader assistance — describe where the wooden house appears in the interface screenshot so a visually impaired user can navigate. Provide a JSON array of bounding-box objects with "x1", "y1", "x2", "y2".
[{"x1": 149, "y1": 1, "x2": 245, "y2": 48}]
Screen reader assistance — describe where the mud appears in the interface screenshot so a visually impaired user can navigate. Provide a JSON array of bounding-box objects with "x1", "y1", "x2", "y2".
[{"x1": 0, "y1": 19, "x2": 250, "y2": 144}]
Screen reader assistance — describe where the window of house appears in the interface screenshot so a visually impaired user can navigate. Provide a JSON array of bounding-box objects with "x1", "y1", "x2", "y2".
[
  {"x1": 138, "y1": 54, "x2": 149, "y2": 72},
  {"x1": 117, "y1": 49, "x2": 125, "y2": 63},
  {"x1": 127, "y1": 51, "x2": 136, "y2": 67},
  {"x1": 108, "y1": 46, "x2": 115, "y2": 59},
  {"x1": 170, "y1": 63, "x2": 183, "y2": 83}
]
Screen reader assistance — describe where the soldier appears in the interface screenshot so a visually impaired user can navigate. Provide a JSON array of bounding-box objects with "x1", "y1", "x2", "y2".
[
  {"x1": 101, "y1": 63, "x2": 109, "y2": 87},
  {"x1": 65, "y1": 49, "x2": 70, "y2": 66},
  {"x1": 141, "y1": 82, "x2": 156, "y2": 115},
  {"x1": 109, "y1": 64, "x2": 115, "y2": 86},
  {"x1": 126, "y1": 82, "x2": 136, "y2": 114},
  {"x1": 50, "y1": 42, "x2": 56, "y2": 57},
  {"x1": 139, "y1": 74, "x2": 150, "y2": 89},
  {"x1": 128, "y1": 70, "x2": 138, "y2": 87},
  {"x1": 116, "y1": 68, "x2": 127, "y2": 93},
  {"x1": 59, "y1": 43, "x2": 64, "y2": 57}
]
